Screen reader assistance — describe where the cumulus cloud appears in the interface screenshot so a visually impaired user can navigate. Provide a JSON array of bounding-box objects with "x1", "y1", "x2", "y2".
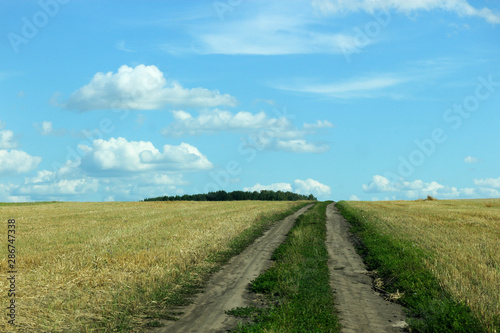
[
  {"x1": 0, "y1": 150, "x2": 42, "y2": 175},
  {"x1": 311, "y1": 0, "x2": 500, "y2": 24},
  {"x1": 243, "y1": 182, "x2": 293, "y2": 192},
  {"x1": 293, "y1": 178, "x2": 332, "y2": 196},
  {"x1": 362, "y1": 175, "x2": 397, "y2": 192},
  {"x1": 162, "y1": 109, "x2": 332, "y2": 153},
  {"x1": 362, "y1": 175, "x2": 476, "y2": 199},
  {"x1": 64, "y1": 65, "x2": 237, "y2": 111},
  {"x1": 244, "y1": 178, "x2": 331, "y2": 197},
  {"x1": 5, "y1": 156, "x2": 189, "y2": 201},
  {"x1": 162, "y1": 109, "x2": 279, "y2": 137},
  {"x1": 78, "y1": 137, "x2": 213, "y2": 174}
]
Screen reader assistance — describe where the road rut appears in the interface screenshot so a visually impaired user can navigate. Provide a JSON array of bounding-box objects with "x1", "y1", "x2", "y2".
[
  {"x1": 326, "y1": 202, "x2": 407, "y2": 333},
  {"x1": 153, "y1": 204, "x2": 312, "y2": 333}
]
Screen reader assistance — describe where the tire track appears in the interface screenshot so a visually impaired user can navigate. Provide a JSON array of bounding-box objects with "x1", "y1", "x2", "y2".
[{"x1": 326, "y1": 202, "x2": 407, "y2": 333}]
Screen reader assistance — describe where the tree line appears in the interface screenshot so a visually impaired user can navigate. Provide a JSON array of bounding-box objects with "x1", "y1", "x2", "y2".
[{"x1": 144, "y1": 190, "x2": 317, "y2": 202}]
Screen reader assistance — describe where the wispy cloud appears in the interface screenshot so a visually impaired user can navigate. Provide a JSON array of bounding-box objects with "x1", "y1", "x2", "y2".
[
  {"x1": 312, "y1": 0, "x2": 500, "y2": 24},
  {"x1": 163, "y1": 3, "x2": 366, "y2": 56},
  {"x1": 196, "y1": 19, "x2": 360, "y2": 55},
  {"x1": 274, "y1": 74, "x2": 408, "y2": 99}
]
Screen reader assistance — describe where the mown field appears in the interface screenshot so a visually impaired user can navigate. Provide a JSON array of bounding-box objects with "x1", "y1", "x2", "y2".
[
  {"x1": 0, "y1": 200, "x2": 307, "y2": 332},
  {"x1": 337, "y1": 199, "x2": 500, "y2": 333}
]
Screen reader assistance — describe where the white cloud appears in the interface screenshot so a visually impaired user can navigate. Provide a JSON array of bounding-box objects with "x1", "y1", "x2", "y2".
[
  {"x1": 0, "y1": 137, "x2": 192, "y2": 201},
  {"x1": 349, "y1": 195, "x2": 361, "y2": 201},
  {"x1": 6, "y1": 157, "x2": 189, "y2": 201},
  {"x1": 0, "y1": 130, "x2": 17, "y2": 149},
  {"x1": 161, "y1": 109, "x2": 332, "y2": 154},
  {"x1": 166, "y1": 5, "x2": 364, "y2": 56},
  {"x1": 294, "y1": 178, "x2": 332, "y2": 196},
  {"x1": 244, "y1": 178, "x2": 331, "y2": 197},
  {"x1": 64, "y1": 65, "x2": 237, "y2": 111},
  {"x1": 477, "y1": 187, "x2": 500, "y2": 197},
  {"x1": 243, "y1": 182, "x2": 293, "y2": 192},
  {"x1": 474, "y1": 177, "x2": 500, "y2": 189},
  {"x1": 15, "y1": 178, "x2": 99, "y2": 197},
  {"x1": 303, "y1": 120, "x2": 335, "y2": 130},
  {"x1": 0, "y1": 150, "x2": 42, "y2": 175},
  {"x1": 275, "y1": 75, "x2": 407, "y2": 99},
  {"x1": 162, "y1": 109, "x2": 280, "y2": 137},
  {"x1": 362, "y1": 175, "x2": 397, "y2": 192},
  {"x1": 362, "y1": 175, "x2": 482, "y2": 199},
  {"x1": 198, "y1": 27, "x2": 358, "y2": 55},
  {"x1": 0, "y1": 183, "x2": 29, "y2": 202},
  {"x1": 79, "y1": 137, "x2": 213, "y2": 174},
  {"x1": 464, "y1": 156, "x2": 479, "y2": 163},
  {"x1": 312, "y1": 0, "x2": 500, "y2": 24},
  {"x1": 275, "y1": 139, "x2": 329, "y2": 153}
]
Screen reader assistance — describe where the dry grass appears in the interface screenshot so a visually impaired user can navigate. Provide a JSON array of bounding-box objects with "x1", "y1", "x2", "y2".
[
  {"x1": 345, "y1": 199, "x2": 500, "y2": 332},
  {"x1": 0, "y1": 200, "x2": 303, "y2": 332}
]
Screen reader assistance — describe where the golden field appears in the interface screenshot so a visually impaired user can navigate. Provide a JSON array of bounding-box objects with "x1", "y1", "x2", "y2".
[
  {"x1": 343, "y1": 199, "x2": 500, "y2": 332},
  {"x1": 0, "y1": 200, "x2": 304, "y2": 332}
]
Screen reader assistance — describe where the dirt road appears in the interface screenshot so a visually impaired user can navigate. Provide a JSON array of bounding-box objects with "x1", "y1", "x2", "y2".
[
  {"x1": 153, "y1": 204, "x2": 312, "y2": 333},
  {"x1": 326, "y1": 202, "x2": 407, "y2": 333}
]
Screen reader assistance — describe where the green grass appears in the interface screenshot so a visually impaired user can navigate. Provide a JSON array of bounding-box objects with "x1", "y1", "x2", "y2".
[
  {"x1": 228, "y1": 201, "x2": 341, "y2": 333},
  {"x1": 336, "y1": 201, "x2": 485, "y2": 333}
]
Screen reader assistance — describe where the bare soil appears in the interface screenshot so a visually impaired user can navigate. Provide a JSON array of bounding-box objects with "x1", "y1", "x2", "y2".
[
  {"x1": 326, "y1": 202, "x2": 408, "y2": 333},
  {"x1": 151, "y1": 204, "x2": 312, "y2": 333}
]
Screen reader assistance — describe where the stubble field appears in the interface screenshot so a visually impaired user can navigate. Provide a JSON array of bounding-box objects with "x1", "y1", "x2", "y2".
[
  {"x1": 0, "y1": 200, "x2": 305, "y2": 332},
  {"x1": 338, "y1": 199, "x2": 500, "y2": 332}
]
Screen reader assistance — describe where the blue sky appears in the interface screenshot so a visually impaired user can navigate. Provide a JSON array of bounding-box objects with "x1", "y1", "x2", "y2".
[{"x1": 1, "y1": 0, "x2": 500, "y2": 202}]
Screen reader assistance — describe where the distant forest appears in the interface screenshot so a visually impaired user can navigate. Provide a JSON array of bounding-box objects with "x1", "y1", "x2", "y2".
[{"x1": 144, "y1": 190, "x2": 317, "y2": 202}]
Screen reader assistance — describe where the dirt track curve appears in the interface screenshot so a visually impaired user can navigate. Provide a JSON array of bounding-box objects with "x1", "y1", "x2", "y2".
[
  {"x1": 326, "y1": 202, "x2": 407, "y2": 333},
  {"x1": 152, "y1": 204, "x2": 312, "y2": 333}
]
